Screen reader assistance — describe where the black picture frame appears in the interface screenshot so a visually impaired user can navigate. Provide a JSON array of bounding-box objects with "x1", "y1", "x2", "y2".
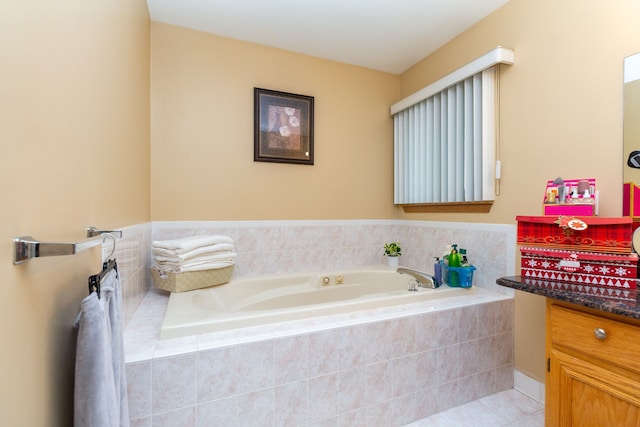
[{"x1": 254, "y1": 87, "x2": 314, "y2": 165}]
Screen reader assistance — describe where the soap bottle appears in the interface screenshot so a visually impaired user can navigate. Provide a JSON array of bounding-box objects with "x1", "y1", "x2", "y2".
[
  {"x1": 448, "y1": 244, "x2": 462, "y2": 267},
  {"x1": 448, "y1": 244, "x2": 461, "y2": 286},
  {"x1": 460, "y1": 248, "x2": 469, "y2": 267},
  {"x1": 433, "y1": 257, "x2": 442, "y2": 286}
]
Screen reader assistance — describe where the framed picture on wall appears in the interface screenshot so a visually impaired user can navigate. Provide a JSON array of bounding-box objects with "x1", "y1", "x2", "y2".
[{"x1": 254, "y1": 87, "x2": 314, "y2": 165}]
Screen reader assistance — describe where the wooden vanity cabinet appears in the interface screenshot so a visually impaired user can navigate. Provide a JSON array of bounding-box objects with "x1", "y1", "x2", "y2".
[{"x1": 545, "y1": 301, "x2": 640, "y2": 426}]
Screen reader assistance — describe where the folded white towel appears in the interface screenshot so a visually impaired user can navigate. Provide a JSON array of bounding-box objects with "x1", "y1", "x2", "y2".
[
  {"x1": 155, "y1": 251, "x2": 237, "y2": 267},
  {"x1": 152, "y1": 243, "x2": 235, "y2": 261},
  {"x1": 152, "y1": 235, "x2": 233, "y2": 254},
  {"x1": 155, "y1": 260, "x2": 235, "y2": 273}
]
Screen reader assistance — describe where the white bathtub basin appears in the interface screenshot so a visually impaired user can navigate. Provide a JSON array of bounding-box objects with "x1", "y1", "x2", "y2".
[{"x1": 159, "y1": 266, "x2": 476, "y2": 339}]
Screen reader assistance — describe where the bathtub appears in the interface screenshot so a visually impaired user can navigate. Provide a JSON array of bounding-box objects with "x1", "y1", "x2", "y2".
[
  {"x1": 159, "y1": 266, "x2": 476, "y2": 339},
  {"x1": 128, "y1": 266, "x2": 515, "y2": 425}
]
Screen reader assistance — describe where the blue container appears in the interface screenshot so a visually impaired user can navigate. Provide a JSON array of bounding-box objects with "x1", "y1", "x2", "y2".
[{"x1": 441, "y1": 262, "x2": 476, "y2": 288}]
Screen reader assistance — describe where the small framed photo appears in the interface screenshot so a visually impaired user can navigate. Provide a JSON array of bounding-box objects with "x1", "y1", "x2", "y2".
[{"x1": 254, "y1": 88, "x2": 314, "y2": 165}]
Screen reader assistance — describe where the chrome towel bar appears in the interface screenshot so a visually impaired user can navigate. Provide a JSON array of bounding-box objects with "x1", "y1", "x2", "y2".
[{"x1": 13, "y1": 227, "x2": 122, "y2": 264}]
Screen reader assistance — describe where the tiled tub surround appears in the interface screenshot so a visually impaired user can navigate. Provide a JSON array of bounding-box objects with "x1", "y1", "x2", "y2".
[
  {"x1": 125, "y1": 287, "x2": 514, "y2": 426},
  {"x1": 119, "y1": 220, "x2": 517, "y2": 426},
  {"x1": 151, "y1": 220, "x2": 516, "y2": 295}
]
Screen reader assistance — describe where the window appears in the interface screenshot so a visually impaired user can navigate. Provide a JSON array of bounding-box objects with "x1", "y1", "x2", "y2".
[{"x1": 391, "y1": 47, "x2": 514, "y2": 212}]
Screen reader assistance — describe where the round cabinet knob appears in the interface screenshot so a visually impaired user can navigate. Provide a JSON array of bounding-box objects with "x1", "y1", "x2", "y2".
[
  {"x1": 594, "y1": 328, "x2": 607, "y2": 340},
  {"x1": 322, "y1": 276, "x2": 330, "y2": 286}
]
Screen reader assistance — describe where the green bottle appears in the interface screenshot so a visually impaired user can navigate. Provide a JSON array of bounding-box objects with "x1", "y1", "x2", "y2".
[
  {"x1": 449, "y1": 244, "x2": 462, "y2": 267},
  {"x1": 448, "y1": 244, "x2": 461, "y2": 286}
]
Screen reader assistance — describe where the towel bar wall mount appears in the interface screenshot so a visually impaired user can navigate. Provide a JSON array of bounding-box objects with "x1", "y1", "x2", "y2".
[{"x1": 13, "y1": 227, "x2": 123, "y2": 265}]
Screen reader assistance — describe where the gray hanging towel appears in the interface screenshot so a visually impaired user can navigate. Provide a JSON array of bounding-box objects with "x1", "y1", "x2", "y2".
[{"x1": 74, "y1": 268, "x2": 129, "y2": 427}]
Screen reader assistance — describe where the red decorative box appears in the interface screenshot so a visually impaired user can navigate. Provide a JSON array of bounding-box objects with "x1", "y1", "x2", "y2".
[
  {"x1": 516, "y1": 215, "x2": 634, "y2": 254},
  {"x1": 520, "y1": 247, "x2": 638, "y2": 289},
  {"x1": 521, "y1": 277, "x2": 637, "y2": 303}
]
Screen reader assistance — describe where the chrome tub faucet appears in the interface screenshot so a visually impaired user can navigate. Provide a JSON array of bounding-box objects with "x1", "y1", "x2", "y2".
[{"x1": 397, "y1": 267, "x2": 439, "y2": 289}]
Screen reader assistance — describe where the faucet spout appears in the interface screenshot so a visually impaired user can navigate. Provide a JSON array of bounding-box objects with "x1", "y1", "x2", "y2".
[{"x1": 397, "y1": 267, "x2": 439, "y2": 289}]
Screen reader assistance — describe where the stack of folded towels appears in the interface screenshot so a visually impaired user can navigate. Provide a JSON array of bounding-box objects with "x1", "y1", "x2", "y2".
[{"x1": 152, "y1": 235, "x2": 236, "y2": 273}]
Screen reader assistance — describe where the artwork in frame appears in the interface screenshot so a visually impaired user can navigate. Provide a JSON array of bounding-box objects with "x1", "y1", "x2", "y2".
[{"x1": 254, "y1": 87, "x2": 314, "y2": 165}]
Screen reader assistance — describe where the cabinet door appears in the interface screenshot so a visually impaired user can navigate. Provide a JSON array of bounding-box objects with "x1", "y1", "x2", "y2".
[{"x1": 548, "y1": 348, "x2": 640, "y2": 427}]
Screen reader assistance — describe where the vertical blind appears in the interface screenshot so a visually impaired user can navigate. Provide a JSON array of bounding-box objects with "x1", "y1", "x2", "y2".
[{"x1": 393, "y1": 67, "x2": 496, "y2": 205}]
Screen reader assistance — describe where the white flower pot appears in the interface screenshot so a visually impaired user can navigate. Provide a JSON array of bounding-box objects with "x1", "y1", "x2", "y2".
[{"x1": 386, "y1": 256, "x2": 400, "y2": 268}]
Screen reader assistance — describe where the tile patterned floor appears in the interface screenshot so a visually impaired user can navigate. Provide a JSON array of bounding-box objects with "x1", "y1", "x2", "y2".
[{"x1": 405, "y1": 389, "x2": 544, "y2": 427}]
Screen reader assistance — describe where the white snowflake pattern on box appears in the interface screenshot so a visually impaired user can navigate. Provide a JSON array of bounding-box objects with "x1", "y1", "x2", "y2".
[
  {"x1": 521, "y1": 277, "x2": 638, "y2": 302},
  {"x1": 520, "y1": 247, "x2": 639, "y2": 289}
]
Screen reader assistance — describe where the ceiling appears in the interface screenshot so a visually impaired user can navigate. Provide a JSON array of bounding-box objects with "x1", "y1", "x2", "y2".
[{"x1": 146, "y1": 0, "x2": 510, "y2": 74}]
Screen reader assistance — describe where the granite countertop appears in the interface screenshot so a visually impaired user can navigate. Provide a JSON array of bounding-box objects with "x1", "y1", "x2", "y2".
[{"x1": 497, "y1": 276, "x2": 640, "y2": 320}]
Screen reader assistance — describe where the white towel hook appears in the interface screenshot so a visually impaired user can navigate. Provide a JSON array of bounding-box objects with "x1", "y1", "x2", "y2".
[{"x1": 102, "y1": 233, "x2": 117, "y2": 260}]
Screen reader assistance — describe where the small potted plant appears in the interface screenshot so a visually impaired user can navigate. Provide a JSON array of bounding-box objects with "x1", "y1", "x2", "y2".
[{"x1": 383, "y1": 242, "x2": 402, "y2": 267}]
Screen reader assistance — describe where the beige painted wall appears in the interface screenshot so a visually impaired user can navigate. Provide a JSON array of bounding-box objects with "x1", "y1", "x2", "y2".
[
  {"x1": 0, "y1": 1, "x2": 150, "y2": 425},
  {"x1": 399, "y1": 0, "x2": 640, "y2": 381},
  {"x1": 150, "y1": 22, "x2": 400, "y2": 220}
]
